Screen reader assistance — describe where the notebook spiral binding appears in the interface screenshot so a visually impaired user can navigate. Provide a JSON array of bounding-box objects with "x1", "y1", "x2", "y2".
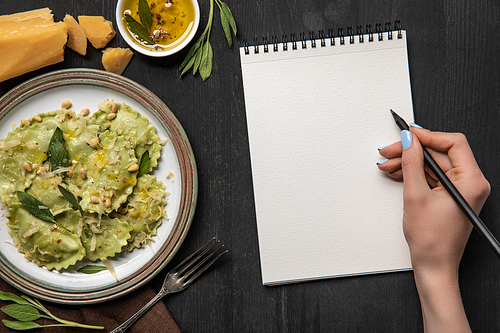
[{"x1": 243, "y1": 20, "x2": 402, "y2": 55}]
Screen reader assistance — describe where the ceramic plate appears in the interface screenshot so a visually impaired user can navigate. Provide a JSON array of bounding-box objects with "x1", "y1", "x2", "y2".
[{"x1": 0, "y1": 69, "x2": 197, "y2": 304}]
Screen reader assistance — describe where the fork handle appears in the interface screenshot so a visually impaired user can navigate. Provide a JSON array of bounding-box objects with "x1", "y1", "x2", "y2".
[{"x1": 110, "y1": 291, "x2": 168, "y2": 333}]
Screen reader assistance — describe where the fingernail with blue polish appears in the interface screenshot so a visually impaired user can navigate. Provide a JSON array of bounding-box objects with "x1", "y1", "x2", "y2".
[
  {"x1": 401, "y1": 130, "x2": 412, "y2": 150},
  {"x1": 377, "y1": 144, "x2": 390, "y2": 150},
  {"x1": 409, "y1": 123, "x2": 423, "y2": 129},
  {"x1": 377, "y1": 158, "x2": 389, "y2": 165}
]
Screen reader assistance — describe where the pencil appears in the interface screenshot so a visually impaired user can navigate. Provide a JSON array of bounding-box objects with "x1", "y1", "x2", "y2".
[{"x1": 390, "y1": 110, "x2": 500, "y2": 259}]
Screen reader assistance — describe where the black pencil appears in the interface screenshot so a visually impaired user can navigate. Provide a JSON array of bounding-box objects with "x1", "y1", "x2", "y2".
[{"x1": 390, "y1": 109, "x2": 500, "y2": 259}]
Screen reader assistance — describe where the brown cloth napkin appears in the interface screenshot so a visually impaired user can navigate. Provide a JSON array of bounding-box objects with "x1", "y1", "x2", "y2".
[{"x1": 0, "y1": 277, "x2": 181, "y2": 333}]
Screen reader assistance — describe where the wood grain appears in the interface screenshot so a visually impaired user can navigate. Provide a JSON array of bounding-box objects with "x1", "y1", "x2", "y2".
[{"x1": 1, "y1": 0, "x2": 500, "y2": 331}]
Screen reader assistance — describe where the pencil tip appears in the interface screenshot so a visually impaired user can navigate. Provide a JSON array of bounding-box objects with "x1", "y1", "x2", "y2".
[
  {"x1": 390, "y1": 109, "x2": 409, "y2": 130},
  {"x1": 390, "y1": 109, "x2": 400, "y2": 121}
]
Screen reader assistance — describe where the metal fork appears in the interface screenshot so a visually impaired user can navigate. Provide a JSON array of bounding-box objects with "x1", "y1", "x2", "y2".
[{"x1": 110, "y1": 238, "x2": 228, "y2": 333}]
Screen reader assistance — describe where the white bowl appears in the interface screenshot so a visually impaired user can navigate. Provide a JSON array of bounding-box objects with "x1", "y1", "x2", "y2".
[{"x1": 115, "y1": 0, "x2": 200, "y2": 57}]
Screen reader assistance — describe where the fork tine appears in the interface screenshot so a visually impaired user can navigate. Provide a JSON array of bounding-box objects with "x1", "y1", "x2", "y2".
[
  {"x1": 183, "y1": 242, "x2": 224, "y2": 278},
  {"x1": 173, "y1": 237, "x2": 216, "y2": 273},
  {"x1": 183, "y1": 246, "x2": 228, "y2": 288},
  {"x1": 178, "y1": 241, "x2": 220, "y2": 276}
]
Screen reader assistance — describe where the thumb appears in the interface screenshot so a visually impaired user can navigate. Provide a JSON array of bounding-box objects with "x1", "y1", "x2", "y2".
[{"x1": 401, "y1": 130, "x2": 429, "y2": 197}]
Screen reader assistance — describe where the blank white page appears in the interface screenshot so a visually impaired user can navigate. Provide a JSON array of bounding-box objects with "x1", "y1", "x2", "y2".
[{"x1": 240, "y1": 30, "x2": 414, "y2": 285}]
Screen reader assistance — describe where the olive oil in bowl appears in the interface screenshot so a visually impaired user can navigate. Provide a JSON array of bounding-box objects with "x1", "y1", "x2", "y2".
[{"x1": 117, "y1": 0, "x2": 199, "y2": 56}]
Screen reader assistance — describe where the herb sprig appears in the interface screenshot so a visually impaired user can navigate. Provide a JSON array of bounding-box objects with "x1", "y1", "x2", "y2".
[
  {"x1": 124, "y1": 0, "x2": 154, "y2": 45},
  {"x1": 138, "y1": 0, "x2": 152, "y2": 32},
  {"x1": 0, "y1": 291, "x2": 104, "y2": 330},
  {"x1": 179, "y1": 0, "x2": 237, "y2": 80},
  {"x1": 138, "y1": 151, "x2": 150, "y2": 178},
  {"x1": 77, "y1": 265, "x2": 108, "y2": 274},
  {"x1": 47, "y1": 127, "x2": 69, "y2": 171},
  {"x1": 57, "y1": 185, "x2": 84, "y2": 216},
  {"x1": 125, "y1": 14, "x2": 155, "y2": 45},
  {"x1": 17, "y1": 191, "x2": 55, "y2": 224}
]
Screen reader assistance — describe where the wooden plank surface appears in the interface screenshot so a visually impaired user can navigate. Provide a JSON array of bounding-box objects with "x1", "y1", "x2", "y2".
[{"x1": 1, "y1": 0, "x2": 500, "y2": 331}]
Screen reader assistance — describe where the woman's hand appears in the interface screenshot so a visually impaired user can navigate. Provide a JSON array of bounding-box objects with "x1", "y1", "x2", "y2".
[{"x1": 377, "y1": 125, "x2": 490, "y2": 333}]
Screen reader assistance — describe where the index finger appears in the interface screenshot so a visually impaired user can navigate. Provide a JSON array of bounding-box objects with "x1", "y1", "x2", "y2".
[{"x1": 410, "y1": 127, "x2": 478, "y2": 171}]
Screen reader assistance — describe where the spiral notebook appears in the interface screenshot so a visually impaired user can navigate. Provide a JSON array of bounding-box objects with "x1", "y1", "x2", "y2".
[{"x1": 240, "y1": 23, "x2": 415, "y2": 285}]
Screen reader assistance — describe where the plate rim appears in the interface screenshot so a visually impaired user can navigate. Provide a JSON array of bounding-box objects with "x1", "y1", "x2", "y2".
[{"x1": 0, "y1": 68, "x2": 198, "y2": 304}]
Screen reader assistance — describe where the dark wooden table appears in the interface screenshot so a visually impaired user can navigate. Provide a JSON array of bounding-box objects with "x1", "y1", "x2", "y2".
[{"x1": 1, "y1": 0, "x2": 500, "y2": 331}]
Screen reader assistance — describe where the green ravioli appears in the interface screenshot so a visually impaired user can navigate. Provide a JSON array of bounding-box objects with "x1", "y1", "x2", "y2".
[
  {"x1": 0, "y1": 116, "x2": 58, "y2": 205},
  {"x1": 119, "y1": 175, "x2": 166, "y2": 251},
  {"x1": 8, "y1": 204, "x2": 86, "y2": 271},
  {"x1": 26, "y1": 174, "x2": 72, "y2": 216},
  {"x1": 80, "y1": 213, "x2": 133, "y2": 261},
  {"x1": 92, "y1": 101, "x2": 162, "y2": 174},
  {"x1": 69, "y1": 130, "x2": 138, "y2": 214},
  {"x1": 1, "y1": 101, "x2": 168, "y2": 271}
]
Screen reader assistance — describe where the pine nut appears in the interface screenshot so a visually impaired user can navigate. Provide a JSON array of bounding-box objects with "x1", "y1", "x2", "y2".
[
  {"x1": 107, "y1": 113, "x2": 117, "y2": 120},
  {"x1": 61, "y1": 100, "x2": 72, "y2": 109},
  {"x1": 79, "y1": 168, "x2": 87, "y2": 180},
  {"x1": 111, "y1": 103, "x2": 118, "y2": 113},
  {"x1": 22, "y1": 162, "x2": 32, "y2": 172},
  {"x1": 80, "y1": 108, "x2": 90, "y2": 116},
  {"x1": 21, "y1": 119, "x2": 30, "y2": 126},
  {"x1": 128, "y1": 164, "x2": 139, "y2": 172},
  {"x1": 119, "y1": 207, "x2": 128, "y2": 214},
  {"x1": 36, "y1": 166, "x2": 46, "y2": 175},
  {"x1": 89, "y1": 137, "x2": 100, "y2": 148},
  {"x1": 68, "y1": 170, "x2": 75, "y2": 178},
  {"x1": 33, "y1": 115, "x2": 42, "y2": 122},
  {"x1": 105, "y1": 198, "x2": 112, "y2": 208},
  {"x1": 90, "y1": 196, "x2": 100, "y2": 204}
]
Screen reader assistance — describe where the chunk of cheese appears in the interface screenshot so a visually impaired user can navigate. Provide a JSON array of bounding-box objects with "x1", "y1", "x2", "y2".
[
  {"x1": 64, "y1": 14, "x2": 87, "y2": 56},
  {"x1": 101, "y1": 48, "x2": 134, "y2": 75},
  {"x1": 0, "y1": 8, "x2": 68, "y2": 83},
  {"x1": 0, "y1": 8, "x2": 53, "y2": 23},
  {"x1": 78, "y1": 16, "x2": 116, "y2": 49}
]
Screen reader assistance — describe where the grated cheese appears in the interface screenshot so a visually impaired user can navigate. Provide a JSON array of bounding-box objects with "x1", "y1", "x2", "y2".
[{"x1": 101, "y1": 257, "x2": 118, "y2": 281}]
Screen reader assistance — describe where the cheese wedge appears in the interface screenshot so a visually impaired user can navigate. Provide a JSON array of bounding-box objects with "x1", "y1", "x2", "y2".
[
  {"x1": 78, "y1": 16, "x2": 116, "y2": 49},
  {"x1": 64, "y1": 14, "x2": 87, "y2": 56},
  {"x1": 102, "y1": 48, "x2": 134, "y2": 75},
  {"x1": 0, "y1": 8, "x2": 53, "y2": 23},
  {"x1": 0, "y1": 8, "x2": 68, "y2": 83}
]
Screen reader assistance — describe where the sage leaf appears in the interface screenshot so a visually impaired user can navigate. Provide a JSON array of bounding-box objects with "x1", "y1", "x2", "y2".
[
  {"x1": 57, "y1": 185, "x2": 83, "y2": 216},
  {"x1": 180, "y1": 38, "x2": 203, "y2": 76},
  {"x1": 17, "y1": 191, "x2": 54, "y2": 223},
  {"x1": 77, "y1": 265, "x2": 108, "y2": 274},
  {"x1": 180, "y1": 54, "x2": 196, "y2": 76},
  {"x1": 178, "y1": 0, "x2": 237, "y2": 80},
  {"x1": 0, "y1": 291, "x2": 105, "y2": 331},
  {"x1": 1, "y1": 304, "x2": 43, "y2": 322},
  {"x1": 19, "y1": 295, "x2": 38, "y2": 309},
  {"x1": 0, "y1": 292, "x2": 29, "y2": 305},
  {"x1": 200, "y1": 43, "x2": 214, "y2": 81},
  {"x1": 125, "y1": 14, "x2": 154, "y2": 45},
  {"x1": 137, "y1": 151, "x2": 150, "y2": 178},
  {"x1": 219, "y1": 1, "x2": 237, "y2": 35},
  {"x1": 218, "y1": 0, "x2": 237, "y2": 48},
  {"x1": 47, "y1": 127, "x2": 69, "y2": 171},
  {"x1": 192, "y1": 44, "x2": 204, "y2": 75},
  {"x1": 2, "y1": 320, "x2": 41, "y2": 330},
  {"x1": 219, "y1": 10, "x2": 232, "y2": 48},
  {"x1": 199, "y1": 41, "x2": 210, "y2": 72},
  {"x1": 138, "y1": 0, "x2": 152, "y2": 30},
  {"x1": 180, "y1": 39, "x2": 203, "y2": 71}
]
